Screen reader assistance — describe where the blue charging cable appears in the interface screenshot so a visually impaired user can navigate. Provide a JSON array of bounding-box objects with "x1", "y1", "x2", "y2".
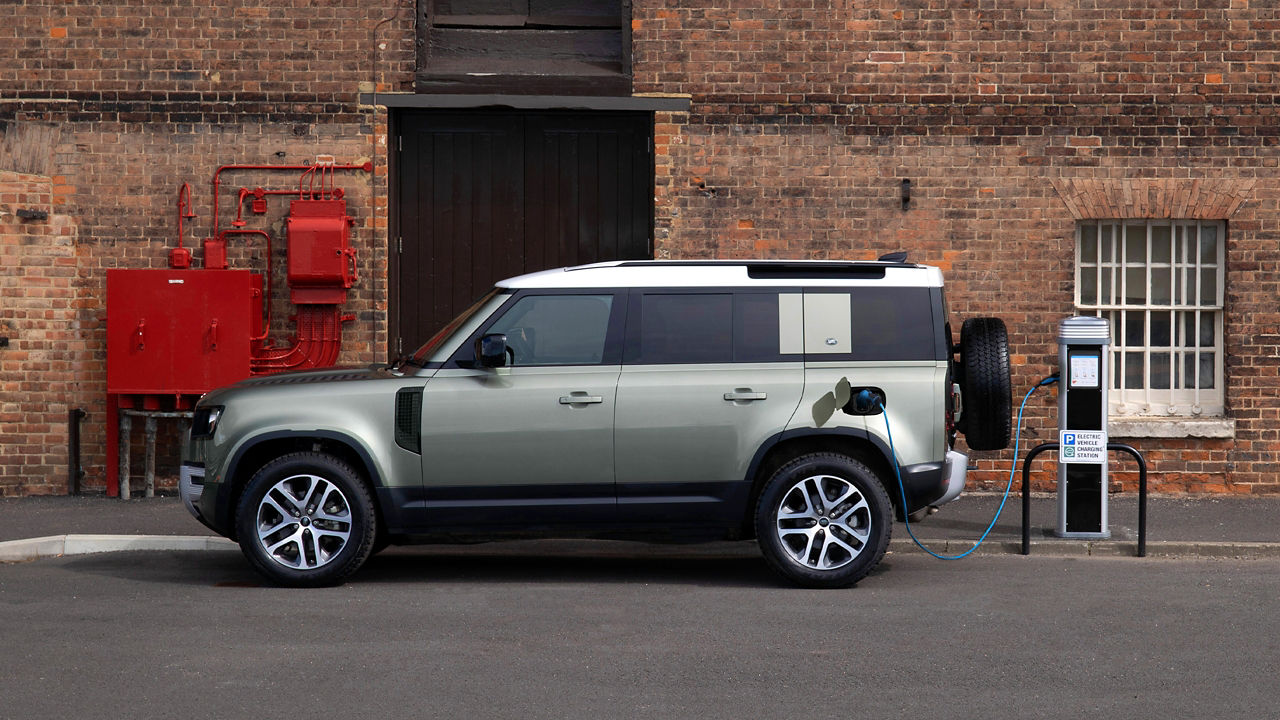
[{"x1": 873, "y1": 374, "x2": 1057, "y2": 560}]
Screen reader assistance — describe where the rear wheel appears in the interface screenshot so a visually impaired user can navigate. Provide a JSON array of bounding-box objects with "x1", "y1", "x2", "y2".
[
  {"x1": 234, "y1": 451, "x2": 376, "y2": 587},
  {"x1": 755, "y1": 453, "x2": 892, "y2": 588}
]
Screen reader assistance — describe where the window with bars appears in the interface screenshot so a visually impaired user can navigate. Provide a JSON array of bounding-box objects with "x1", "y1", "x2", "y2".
[{"x1": 1075, "y1": 220, "x2": 1225, "y2": 417}]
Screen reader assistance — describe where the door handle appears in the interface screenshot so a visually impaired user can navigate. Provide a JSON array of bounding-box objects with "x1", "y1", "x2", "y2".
[
  {"x1": 724, "y1": 390, "x2": 767, "y2": 402},
  {"x1": 559, "y1": 393, "x2": 603, "y2": 405}
]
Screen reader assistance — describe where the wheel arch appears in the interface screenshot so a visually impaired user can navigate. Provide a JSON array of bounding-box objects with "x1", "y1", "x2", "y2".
[
  {"x1": 742, "y1": 429, "x2": 899, "y2": 537},
  {"x1": 215, "y1": 431, "x2": 387, "y2": 539}
]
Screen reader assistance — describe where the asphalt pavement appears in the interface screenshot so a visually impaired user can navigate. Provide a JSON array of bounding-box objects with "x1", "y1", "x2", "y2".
[
  {"x1": 7, "y1": 491, "x2": 1278, "y2": 719},
  {"x1": 4, "y1": 548, "x2": 1280, "y2": 719},
  {"x1": 2, "y1": 490, "x2": 1278, "y2": 562}
]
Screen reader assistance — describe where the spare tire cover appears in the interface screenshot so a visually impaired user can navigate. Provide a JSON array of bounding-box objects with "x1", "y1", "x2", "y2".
[{"x1": 956, "y1": 317, "x2": 1012, "y2": 451}]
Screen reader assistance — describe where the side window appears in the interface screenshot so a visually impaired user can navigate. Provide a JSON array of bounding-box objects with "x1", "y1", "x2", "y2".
[
  {"x1": 624, "y1": 291, "x2": 789, "y2": 364},
  {"x1": 848, "y1": 287, "x2": 936, "y2": 361},
  {"x1": 486, "y1": 294, "x2": 614, "y2": 366},
  {"x1": 625, "y1": 293, "x2": 733, "y2": 364},
  {"x1": 734, "y1": 292, "x2": 785, "y2": 362}
]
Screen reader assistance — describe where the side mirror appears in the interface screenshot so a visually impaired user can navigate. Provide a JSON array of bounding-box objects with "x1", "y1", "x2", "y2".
[{"x1": 475, "y1": 333, "x2": 509, "y2": 368}]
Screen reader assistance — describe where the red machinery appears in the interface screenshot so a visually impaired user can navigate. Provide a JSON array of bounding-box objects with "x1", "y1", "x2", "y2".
[{"x1": 106, "y1": 159, "x2": 372, "y2": 496}]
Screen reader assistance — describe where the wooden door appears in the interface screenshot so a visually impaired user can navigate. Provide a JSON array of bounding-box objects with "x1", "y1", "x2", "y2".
[{"x1": 394, "y1": 109, "x2": 652, "y2": 355}]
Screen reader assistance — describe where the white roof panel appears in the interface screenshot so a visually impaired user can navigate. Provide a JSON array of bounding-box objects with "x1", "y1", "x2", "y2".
[{"x1": 497, "y1": 260, "x2": 944, "y2": 290}]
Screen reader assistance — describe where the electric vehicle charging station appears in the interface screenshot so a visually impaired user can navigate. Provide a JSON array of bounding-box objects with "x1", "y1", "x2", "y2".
[
  {"x1": 895, "y1": 313, "x2": 1148, "y2": 560},
  {"x1": 1056, "y1": 316, "x2": 1111, "y2": 539}
]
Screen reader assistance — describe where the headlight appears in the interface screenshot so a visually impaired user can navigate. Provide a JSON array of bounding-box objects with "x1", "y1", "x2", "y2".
[{"x1": 190, "y1": 406, "x2": 223, "y2": 438}]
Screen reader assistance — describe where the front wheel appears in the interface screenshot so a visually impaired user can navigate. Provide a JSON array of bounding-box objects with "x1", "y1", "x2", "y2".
[
  {"x1": 234, "y1": 452, "x2": 377, "y2": 587},
  {"x1": 754, "y1": 453, "x2": 892, "y2": 588}
]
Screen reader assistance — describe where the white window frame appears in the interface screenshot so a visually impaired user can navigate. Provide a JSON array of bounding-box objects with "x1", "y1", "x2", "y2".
[{"x1": 1075, "y1": 219, "x2": 1225, "y2": 418}]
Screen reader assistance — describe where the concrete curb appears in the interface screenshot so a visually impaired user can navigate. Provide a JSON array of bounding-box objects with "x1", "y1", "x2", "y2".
[
  {"x1": 3, "y1": 534, "x2": 1280, "y2": 565},
  {"x1": 0, "y1": 534, "x2": 237, "y2": 563},
  {"x1": 889, "y1": 538, "x2": 1280, "y2": 559}
]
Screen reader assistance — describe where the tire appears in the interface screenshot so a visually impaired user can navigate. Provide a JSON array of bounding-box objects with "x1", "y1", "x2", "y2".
[
  {"x1": 956, "y1": 317, "x2": 1012, "y2": 451},
  {"x1": 234, "y1": 451, "x2": 377, "y2": 588},
  {"x1": 754, "y1": 453, "x2": 893, "y2": 589}
]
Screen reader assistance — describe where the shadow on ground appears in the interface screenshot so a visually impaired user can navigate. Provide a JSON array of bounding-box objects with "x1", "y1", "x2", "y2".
[{"x1": 49, "y1": 540, "x2": 900, "y2": 590}]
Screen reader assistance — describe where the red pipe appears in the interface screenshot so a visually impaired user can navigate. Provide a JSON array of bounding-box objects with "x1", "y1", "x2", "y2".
[
  {"x1": 250, "y1": 305, "x2": 349, "y2": 374},
  {"x1": 231, "y1": 188, "x2": 250, "y2": 227},
  {"x1": 176, "y1": 182, "x2": 195, "y2": 251},
  {"x1": 211, "y1": 161, "x2": 371, "y2": 238},
  {"x1": 204, "y1": 161, "x2": 370, "y2": 375}
]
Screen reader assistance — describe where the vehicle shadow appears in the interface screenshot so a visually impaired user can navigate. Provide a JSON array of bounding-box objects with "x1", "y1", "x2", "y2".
[
  {"x1": 53, "y1": 539, "x2": 863, "y2": 590},
  {"x1": 359, "y1": 540, "x2": 779, "y2": 588}
]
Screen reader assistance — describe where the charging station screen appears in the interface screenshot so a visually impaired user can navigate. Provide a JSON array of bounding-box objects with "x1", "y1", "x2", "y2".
[{"x1": 1068, "y1": 351, "x2": 1101, "y2": 389}]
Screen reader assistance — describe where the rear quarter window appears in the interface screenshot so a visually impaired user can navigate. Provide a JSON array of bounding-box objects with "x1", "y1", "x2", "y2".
[{"x1": 847, "y1": 287, "x2": 937, "y2": 361}]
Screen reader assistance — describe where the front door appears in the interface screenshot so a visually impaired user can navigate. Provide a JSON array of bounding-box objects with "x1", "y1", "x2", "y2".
[{"x1": 418, "y1": 292, "x2": 624, "y2": 528}]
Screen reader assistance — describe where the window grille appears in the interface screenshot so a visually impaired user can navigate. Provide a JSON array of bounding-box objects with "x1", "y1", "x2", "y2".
[{"x1": 1075, "y1": 220, "x2": 1225, "y2": 417}]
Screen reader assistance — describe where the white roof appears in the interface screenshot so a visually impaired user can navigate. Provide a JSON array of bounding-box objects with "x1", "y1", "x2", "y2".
[{"x1": 497, "y1": 260, "x2": 945, "y2": 290}]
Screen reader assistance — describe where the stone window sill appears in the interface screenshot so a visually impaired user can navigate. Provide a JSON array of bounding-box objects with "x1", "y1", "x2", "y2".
[{"x1": 1108, "y1": 417, "x2": 1235, "y2": 439}]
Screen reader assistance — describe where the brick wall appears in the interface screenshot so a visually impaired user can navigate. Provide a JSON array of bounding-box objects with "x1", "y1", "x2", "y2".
[
  {"x1": 1, "y1": 1, "x2": 416, "y2": 494},
  {"x1": 0, "y1": 172, "x2": 80, "y2": 496},
  {"x1": 4, "y1": 0, "x2": 1280, "y2": 496},
  {"x1": 634, "y1": 0, "x2": 1280, "y2": 493}
]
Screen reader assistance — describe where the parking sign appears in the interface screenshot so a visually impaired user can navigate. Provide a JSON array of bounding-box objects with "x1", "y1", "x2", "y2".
[{"x1": 1059, "y1": 430, "x2": 1106, "y2": 463}]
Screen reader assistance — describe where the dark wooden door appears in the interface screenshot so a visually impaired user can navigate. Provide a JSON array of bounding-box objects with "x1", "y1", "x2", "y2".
[{"x1": 394, "y1": 109, "x2": 652, "y2": 354}]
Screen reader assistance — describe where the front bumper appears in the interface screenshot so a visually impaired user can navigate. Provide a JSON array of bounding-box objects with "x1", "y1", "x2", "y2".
[{"x1": 179, "y1": 462, "x2": 205, "y2": 518}]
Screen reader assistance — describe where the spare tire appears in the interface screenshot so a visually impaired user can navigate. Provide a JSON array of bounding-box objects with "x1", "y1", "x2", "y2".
[{"x1": 956, "y1": 317, "x2": 1012, "y2": 451}]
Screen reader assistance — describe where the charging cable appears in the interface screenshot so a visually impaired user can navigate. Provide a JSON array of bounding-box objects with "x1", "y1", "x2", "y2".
[{"x1": 871, "y1": 374, "x2": 1058, "y2": 560}]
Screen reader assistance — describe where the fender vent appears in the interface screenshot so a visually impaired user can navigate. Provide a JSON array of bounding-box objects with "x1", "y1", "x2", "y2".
[{"x1": 395, "y1": 387, "x2": 423, "y2": 454}]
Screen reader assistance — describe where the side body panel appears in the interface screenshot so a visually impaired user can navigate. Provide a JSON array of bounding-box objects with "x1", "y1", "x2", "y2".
[
  {"x1": 614, "y1": 362, "x2": 804, "y2": 522},
  {"x1": 415, "y1": 287, "x2": 625, "y2": 527}
]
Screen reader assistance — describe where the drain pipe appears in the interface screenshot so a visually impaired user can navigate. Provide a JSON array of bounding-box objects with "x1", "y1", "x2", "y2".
[{"x1": 68, "y1": 408, "x2": 86, "y2": 495}]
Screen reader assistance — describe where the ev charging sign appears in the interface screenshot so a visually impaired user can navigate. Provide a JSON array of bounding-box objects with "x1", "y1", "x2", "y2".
[{"x1": 1060, "y1": 430, "x2": 1107, "y2": 464}]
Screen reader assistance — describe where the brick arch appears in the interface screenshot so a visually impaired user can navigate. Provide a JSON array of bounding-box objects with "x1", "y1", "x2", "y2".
[{"x1": 1049, "y1": 178, "x2": 1255, "y2": 220}]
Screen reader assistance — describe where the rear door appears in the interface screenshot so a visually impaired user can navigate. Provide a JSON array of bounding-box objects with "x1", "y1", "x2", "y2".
[{"x1": 613, "y1": 290, "x2": 806, "y2": 525}]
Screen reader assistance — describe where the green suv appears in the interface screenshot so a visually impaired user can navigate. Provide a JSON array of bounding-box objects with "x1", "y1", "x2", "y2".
[{"x1": 181, "y1": 259, "x2": 1011, "y2": 588}]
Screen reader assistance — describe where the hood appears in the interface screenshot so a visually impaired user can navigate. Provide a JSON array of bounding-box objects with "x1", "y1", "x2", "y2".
[
  {"x1": 197, "y1": 365, "x2": 399, "y2": 407},
  {"x1": 234, "y1": 365, "x2": 395, "y2": 387}
]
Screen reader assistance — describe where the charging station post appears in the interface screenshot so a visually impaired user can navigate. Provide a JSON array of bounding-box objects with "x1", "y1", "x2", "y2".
[{"x1": 1056, "y1": 316, "x2": 1111, "y2": 539}]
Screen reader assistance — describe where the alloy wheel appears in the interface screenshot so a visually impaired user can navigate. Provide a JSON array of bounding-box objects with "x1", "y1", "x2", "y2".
[
  {"x1": 774, "y1": 474, "x2": 871, "y2": 571},
  {"x1": 254, "y1": 473, "x2": 354, "y2": 570}
]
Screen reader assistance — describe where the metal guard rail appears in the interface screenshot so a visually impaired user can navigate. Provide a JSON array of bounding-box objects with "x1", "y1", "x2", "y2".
[{"x1": 1020, "y1": 442, "x2": 1148, "y2": 557}]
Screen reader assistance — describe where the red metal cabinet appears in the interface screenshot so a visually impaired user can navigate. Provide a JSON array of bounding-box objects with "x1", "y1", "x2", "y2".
[
  {"x1": 107, "y1": 269, "x2": 257, "y2": 395},
  {"x1": 287, "y1": 199, "x2": 354, "y2": 304}
]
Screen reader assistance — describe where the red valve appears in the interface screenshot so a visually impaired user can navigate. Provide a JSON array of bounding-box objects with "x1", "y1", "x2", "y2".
[
  {"x1": 251, "y1": 187, "x2": 268, "y2": 214},
  {"x1": 341, "y1": 246, "x2": 358, "y2": 287}
]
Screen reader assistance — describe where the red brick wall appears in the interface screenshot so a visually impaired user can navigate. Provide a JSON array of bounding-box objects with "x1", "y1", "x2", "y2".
[
  {"x1": 634, "y1": 0, "x2": 1280, "y2": 493},
  {"x1": 1, "y1": 1, "x2": 416, "y2": 494},
  {"x1": 0, "y1": 173, "x2": 80, "y2": 496},
  {"x1": 4, "y1": 0, "x2": 1280, "y2": 496}
]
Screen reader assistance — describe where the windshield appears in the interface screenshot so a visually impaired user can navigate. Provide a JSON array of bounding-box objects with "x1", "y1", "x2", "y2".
[{"x1": 400, "y1": 288, "x2": 504, "y2": 368}]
